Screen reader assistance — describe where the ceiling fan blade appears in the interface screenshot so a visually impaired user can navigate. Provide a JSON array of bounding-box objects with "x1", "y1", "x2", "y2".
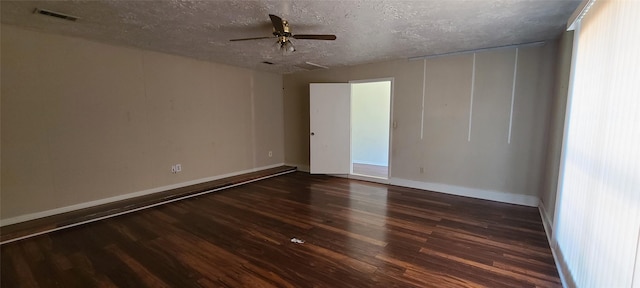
[
  {"x1": 269, "y1": 14, "x2": 285, "y2": 34},
  {"x1": 229, "y1": 36, "x2": 274, "y2": 42},
  {"x1": 292, "y1": 34, "x2": 337, "y2": 40}
]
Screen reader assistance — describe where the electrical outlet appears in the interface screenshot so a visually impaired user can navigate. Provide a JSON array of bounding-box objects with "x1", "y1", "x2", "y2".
[
  {"x1": 419, "y1": 167, "x2": 424, "y2": 173},
  {"x1": 175, "y1": 164, "x2": 182, "y2": 172},
  {"x1": 171, "y1": 165, "x2": 176, "y2": 173},
  {"x1": 268, "y1": 151, "x2": 273, "y2": 157}
]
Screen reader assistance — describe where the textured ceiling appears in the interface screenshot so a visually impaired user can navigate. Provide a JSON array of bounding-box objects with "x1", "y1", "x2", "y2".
[{"x1": 1, "y1": 0, "x2": 580, "y2": 74}]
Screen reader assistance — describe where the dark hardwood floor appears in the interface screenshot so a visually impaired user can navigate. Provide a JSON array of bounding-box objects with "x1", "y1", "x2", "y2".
[{"x1": 0, "y1": 172, "x2": 560, "y2": 287}]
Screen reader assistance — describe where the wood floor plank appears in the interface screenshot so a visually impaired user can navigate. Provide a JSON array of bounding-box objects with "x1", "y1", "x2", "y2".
[
  {"x1": 1, "y1": 172, "x2": 561, "y2": 287},
  {"x1": 419, "y1": 247, "x2": 559, "y2": 287}
]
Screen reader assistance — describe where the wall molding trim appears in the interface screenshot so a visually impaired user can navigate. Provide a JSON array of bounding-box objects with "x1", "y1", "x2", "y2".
[
  {"x1": 286, "y1": 163, "x2": 310, "y2": 173},
  {"x1": 389, "y1": 177, "x2": 539, "y2": 207},
  {"x1": 539, "y1": 205, "x2": 573, "y2": 288},
  {"x1": 346, "y1": 174, "x2": 390, "y2": 184},
  {"x1": 539, "y1": 200, "x2": 554, "y2": 236},
  {"x1": 332, "y1": 174, "x2": 391, "y2": 185},
  {"x1": 281, "y1": 171, "x2": 539, "y2": 207},
  {"x1": 0, "y1": 163, "x2": 286, "y2": 227}
]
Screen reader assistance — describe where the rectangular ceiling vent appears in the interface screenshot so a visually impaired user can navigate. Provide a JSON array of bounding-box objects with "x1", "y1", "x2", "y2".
[
  {"x1": 34, "y1": 8, "x2": 79, "y2": 22},
  {"x1": 296, "y1": 61, "x2": 329, "y2": 71}
]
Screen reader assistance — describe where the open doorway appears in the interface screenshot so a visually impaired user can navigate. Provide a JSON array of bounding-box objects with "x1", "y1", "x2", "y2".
[{"x1": 350, "y1": 80, "x2": 392, "y2": 179}]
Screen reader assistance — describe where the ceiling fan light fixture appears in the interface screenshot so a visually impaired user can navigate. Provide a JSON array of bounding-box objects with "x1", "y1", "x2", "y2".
[
  {"x1": 229, "y1": 14, "x2": 335, "y2": 55},
  {"x1": 283, "y1": 40, "x2": 296, "y2": 54},
  {"x1": 275, "y1": 37, "x2": 295, "y2": 55}
]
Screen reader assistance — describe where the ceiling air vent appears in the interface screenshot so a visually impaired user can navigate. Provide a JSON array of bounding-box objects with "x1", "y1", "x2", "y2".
[
  {"x1": 34, "y1": 8, "x2": 79, "y2": 22},
  {"x1": 295, "y1": 62, "x2": 329, "y2": 71}
]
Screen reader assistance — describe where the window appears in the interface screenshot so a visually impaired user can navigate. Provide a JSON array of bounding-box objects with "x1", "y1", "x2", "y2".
[{"x1": 554, "y1": 0, "x2": 640, "y2": 287}]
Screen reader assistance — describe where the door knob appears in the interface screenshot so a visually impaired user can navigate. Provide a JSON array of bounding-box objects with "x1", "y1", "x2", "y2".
[{"x1": 311, "y1": 132, "x2": 315, "y2": 136}]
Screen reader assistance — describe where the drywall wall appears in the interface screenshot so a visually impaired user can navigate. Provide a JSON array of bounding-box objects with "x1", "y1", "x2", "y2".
[
  {"x1": 351, "y1": 81, "x2": 391, "y2": 166},
  {"x1": 0, "y1": 25, "x2": 284, "y2": 222},
  {"x1": 284, "y1": 44, "x2": 557, "y2": 204},
  {"x1": 540, "y1": 31, "x2": 574, "y2": 227},
  {"x1": 253, "y1": 71, "x2": 286, "y2": 168}
]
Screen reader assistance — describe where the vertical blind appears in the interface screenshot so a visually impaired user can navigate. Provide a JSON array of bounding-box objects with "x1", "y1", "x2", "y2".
[{"x1": 554, "y1": 0, "x2": 640, "y2": 287}]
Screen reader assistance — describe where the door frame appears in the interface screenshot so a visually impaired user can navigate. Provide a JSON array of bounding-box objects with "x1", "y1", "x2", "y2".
[{"x1": 348, "y1": 77, "x2": 394, "y2": 183}]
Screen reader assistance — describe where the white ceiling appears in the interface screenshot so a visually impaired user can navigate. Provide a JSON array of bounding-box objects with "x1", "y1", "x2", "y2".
[{"x1": 1, "y1": 0, "x2": 580, "y2": 74}]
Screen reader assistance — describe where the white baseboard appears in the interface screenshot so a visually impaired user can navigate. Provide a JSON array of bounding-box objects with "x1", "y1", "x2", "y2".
[
  {"x1": 290, "y1": 172, "x2": 538, "y2": 207},
  {"x1": 345, "y1": 174, "x2": 390, "y2": 184},
  {"x1": 285, "y1": 162, "x2": 309, "y2": 172},
  {"x1": 0, "y1": 163, "x2": 286, "y2": 227},
  {"x1": 389, "y1": 178, "x2": 539, "y2": 207},
  {"x1": 539, "y1": 201, "x2": 554, "y2": 237},
  {"x1": 289, "y1": 168, "x2": 391, "y2": 186},
  {"x1": 554, "y1": 245, "x2": 576, "y2": 288},
  {"x1": 538, "y1": 204, "x2": 572, "y2": 288}
]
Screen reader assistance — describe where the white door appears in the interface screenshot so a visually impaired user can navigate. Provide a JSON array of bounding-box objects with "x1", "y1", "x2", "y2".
[{"x1": 310, "y1": 83, "x2": 351, "y2": 174}]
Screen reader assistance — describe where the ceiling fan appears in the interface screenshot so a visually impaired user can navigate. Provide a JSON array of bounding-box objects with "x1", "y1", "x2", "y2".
[{"x1": 229, "y1": 14, "x2": 337, "y2": 54}]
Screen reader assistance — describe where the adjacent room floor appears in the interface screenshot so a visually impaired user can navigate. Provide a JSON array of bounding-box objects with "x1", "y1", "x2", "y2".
[
  {"x1": 0, "y1": 172, "x2": 560, "y2": 287},
  {"x1": 352, "y1": 163, "x2": 389, "y2": 179}
]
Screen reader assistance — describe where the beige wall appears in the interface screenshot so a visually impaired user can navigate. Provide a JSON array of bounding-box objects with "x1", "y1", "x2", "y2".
[
  {"x1": 540, "y1": 31, "x2": 574, "y2": 226},
  {"x1": 284, "y1": 44, "x2": 557, "y2": 200},
  {"x1": 0, "y1": 25, "x2": 284, "y2": 221}
]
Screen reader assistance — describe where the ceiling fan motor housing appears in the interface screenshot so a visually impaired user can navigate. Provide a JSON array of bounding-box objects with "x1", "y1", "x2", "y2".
[{"x1": 273, "y1": 20, "x2": 292, "y2": 38}]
